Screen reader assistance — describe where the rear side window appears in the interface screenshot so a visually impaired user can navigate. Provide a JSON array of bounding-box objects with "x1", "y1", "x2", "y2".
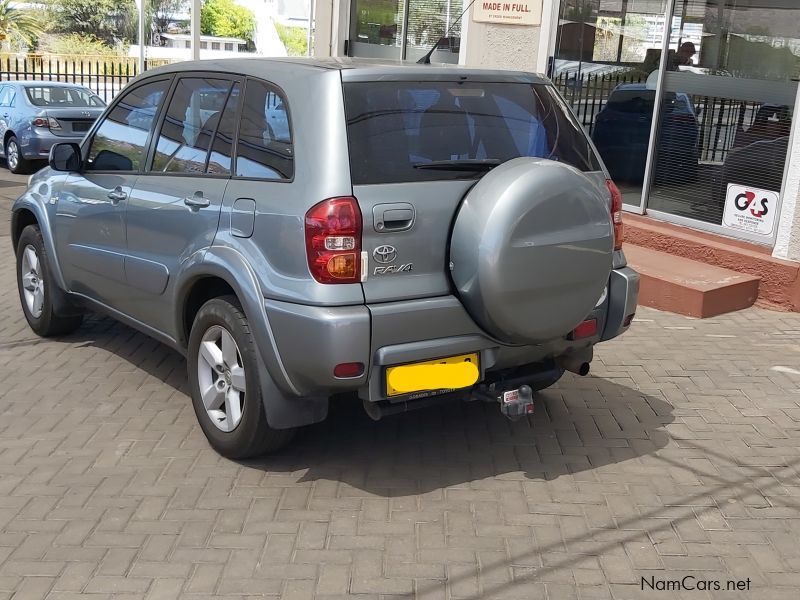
[
  {"x1": 235, "y1": 79, "x2": 293, "y2": 180},
  {"x1": 25, "y1": 86, "x2": 104, "y2": 107},
  {"x1": 151, "y1": 78, "x2": 235, "y2": 174},
  {"x1": 87, "y1": 78, "x2": 170, "y2": 172},
  {"x1": 344, "y1": 81, "x2": 601, "y2": 184}
]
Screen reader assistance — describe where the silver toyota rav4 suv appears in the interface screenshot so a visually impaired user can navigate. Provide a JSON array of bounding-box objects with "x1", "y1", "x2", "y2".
[{"x1": 12, "y1": 58, "x2": 639, "y2": 458}]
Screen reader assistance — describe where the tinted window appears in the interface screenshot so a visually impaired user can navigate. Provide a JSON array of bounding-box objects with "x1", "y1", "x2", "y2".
[
  {"x1": 207, "y1": 83, "x2": 241, "y2": 175},
  {"x1": 87, "y1": 79, "x2": 169, "y2": 172},
  {"x1": 344, "y1": 81, "x2": 601, "y2": 184},
  {"x1": 151, "y1": 78, "x2": 232, "y2": 174},
  {"x1": 25, "y1": 86, "x2": 104, "y2": 107},
  {"x1": 235, "y1": 80, "x2": 293, "y2": 180}
]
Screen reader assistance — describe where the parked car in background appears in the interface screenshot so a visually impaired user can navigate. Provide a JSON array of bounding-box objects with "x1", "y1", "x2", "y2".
[
  {"x1": 12, "y1": 58, "x2": 638, "y2": 458},
  {"x1": 592, "y1": 83, "x2": 699, "y2": 184},
  {"x1": 0, "y1": 81, "x2": 106, "y2": 174}
]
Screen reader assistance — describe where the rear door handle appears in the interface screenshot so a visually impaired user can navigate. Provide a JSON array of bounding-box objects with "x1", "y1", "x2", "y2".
[
  {"x1": 374, "y1": 203, "x2": 415, "y2": 232},
  {"x1": 107, "y1": 187, "x2": 127, "y2": 203},
  {"x1": 184, "y1": 192, "x2": 210, "y2": 209}
]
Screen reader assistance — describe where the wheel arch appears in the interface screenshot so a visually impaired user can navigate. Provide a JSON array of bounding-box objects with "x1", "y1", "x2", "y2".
[
  {"x1": 176, "y1": 251, "x2": 328, "y2": 430},
  {"x1": 11, "y1": 207, "x2": 38, "y2": 251}
]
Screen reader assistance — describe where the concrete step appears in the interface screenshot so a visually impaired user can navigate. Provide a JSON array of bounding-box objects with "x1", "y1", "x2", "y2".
[
  {"x1": 624, "y1": 213, "x2": 800, "y2": 311},
  {"x1": 624, "y1": 245, "x2": 761, "y2": 318}
]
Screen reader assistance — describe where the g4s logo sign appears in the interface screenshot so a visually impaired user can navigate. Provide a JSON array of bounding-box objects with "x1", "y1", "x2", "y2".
[
  {"x1": 734, "y1": 190, "x2": 770, "y2": 217},
  {"x1": 723, "y1": 183, "x2": 778, "y2": 236}
]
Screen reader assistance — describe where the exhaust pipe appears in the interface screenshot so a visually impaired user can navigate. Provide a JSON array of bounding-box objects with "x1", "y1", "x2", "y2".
[{"x1": 557, "y1": 356, "x2": 590, "y2": 376}]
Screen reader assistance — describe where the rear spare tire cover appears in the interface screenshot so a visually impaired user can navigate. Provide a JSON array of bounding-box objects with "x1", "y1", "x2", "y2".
[{"x1": 450, "y1": 157, "x2": 613, "y2": 345}]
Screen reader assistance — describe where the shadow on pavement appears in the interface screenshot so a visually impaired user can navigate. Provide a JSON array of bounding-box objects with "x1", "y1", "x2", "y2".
[
  {"x1": 247, "y1": 376, "x2": 674, "y2": 494},
  {"x1": 70, "y1": 316, "x2": 674, "y2": 493}
]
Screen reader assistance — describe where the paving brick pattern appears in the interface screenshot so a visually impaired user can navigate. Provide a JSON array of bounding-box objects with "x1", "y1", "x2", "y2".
[{"x1": 1, "y1": 175, "x2": 800, "y2": 599}]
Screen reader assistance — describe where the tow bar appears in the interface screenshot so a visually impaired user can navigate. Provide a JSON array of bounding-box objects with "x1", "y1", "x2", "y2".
[{"x1": 499, "y1": 385, "x2": 535, "y2": 420}]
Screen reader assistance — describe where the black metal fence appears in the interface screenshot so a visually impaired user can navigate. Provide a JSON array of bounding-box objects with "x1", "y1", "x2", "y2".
[
  {"x1": 1, "y1": 56, "x2": 140, "y2": 103},
  {"x1": 552, "y1": 71, "x2": 647, "y2": 136},
  {"x1": 552, "y1": 71, "x2": 769, "y2": 165}
]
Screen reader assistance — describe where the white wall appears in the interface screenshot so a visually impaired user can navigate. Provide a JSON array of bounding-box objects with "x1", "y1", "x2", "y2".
[
  {"x1": 459, "y1": 0, "x2": 554, "y2": 73},
  {"x1": 773, "y1": 86, "x2": 800, "y2": 261},
  {"x1": 460, "y1": 19, "x2": 541, "y2": 72}
]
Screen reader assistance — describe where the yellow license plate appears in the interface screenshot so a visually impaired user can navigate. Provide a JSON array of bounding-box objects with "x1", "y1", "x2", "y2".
[{"x1": 386, "y1": 353, "x2": 480, "y2": 397}]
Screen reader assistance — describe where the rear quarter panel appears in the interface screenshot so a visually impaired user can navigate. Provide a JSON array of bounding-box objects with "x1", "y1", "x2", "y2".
[{"x1": 216, "y1": 68, "x2": 362, "y2": 306}]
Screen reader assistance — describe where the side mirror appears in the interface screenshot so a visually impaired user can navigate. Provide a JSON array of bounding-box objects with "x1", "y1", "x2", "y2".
[{"x1": 49, "y1": 143, "x2": 82, "y2": 172}]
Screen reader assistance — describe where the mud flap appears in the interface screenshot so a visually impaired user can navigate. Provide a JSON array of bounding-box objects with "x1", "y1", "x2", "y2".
[{"x1": 255, "y1": 346, "x2": 329, "y2": 429}]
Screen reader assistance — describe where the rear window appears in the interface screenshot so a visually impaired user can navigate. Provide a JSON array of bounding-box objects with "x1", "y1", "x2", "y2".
[
  {"x1": 344, "y1": 81, "x2": 601, "y2": 185},
  {"x1": 25, "y1": 86, "x2": 104, "y2": 108}
]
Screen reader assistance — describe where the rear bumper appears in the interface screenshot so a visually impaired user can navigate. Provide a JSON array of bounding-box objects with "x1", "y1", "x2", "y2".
[
  {"x1": 265, "y1": 267, "x2": 637, "y2": 401},
  {"x1": 601, "y1": 267, "x2": 639, "y2": 341},
  {"x1": 19, "y1": 130, "x2": 85, "y2": 159}
]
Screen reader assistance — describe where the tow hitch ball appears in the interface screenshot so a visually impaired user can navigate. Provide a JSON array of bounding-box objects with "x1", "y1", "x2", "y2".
[{"x1": 499, "y1": 385, "x2": 535, "y2": 421}]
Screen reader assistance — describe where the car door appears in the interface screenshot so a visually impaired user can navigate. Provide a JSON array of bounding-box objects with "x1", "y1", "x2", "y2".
[
  {"x1": 54, "y1": 77, "x2": 171, "y2": 305},
  {"x1": 120, "y1": 75, "x2": 240, "y2": 335}
]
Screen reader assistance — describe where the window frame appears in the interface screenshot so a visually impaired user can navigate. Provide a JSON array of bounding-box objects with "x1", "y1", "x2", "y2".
[
  {"x1": 142, "y1": 72, "x2": 243, "y2": 179},
  {"x1": 231, "y1": 76, "x2": 295, "y2": 184},
  {"x1": 80, "y1": 75, "x2": 174, "y2": 174}
]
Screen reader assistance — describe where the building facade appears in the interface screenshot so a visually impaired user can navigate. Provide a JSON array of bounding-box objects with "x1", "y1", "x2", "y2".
[{"x1": 313, "y1": 0, "x2": 800, "y2": 263}]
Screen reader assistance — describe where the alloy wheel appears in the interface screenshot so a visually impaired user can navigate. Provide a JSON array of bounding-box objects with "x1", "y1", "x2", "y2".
[
  {"x1": 20, "y1": 245, "x2": 45, "y2": 318},
  {"x1": 7, "y1": 140, "x2": 19, "y2": 171},
  {"x1": 196, "y1": 325, "x2": 246, "y2": 432}
]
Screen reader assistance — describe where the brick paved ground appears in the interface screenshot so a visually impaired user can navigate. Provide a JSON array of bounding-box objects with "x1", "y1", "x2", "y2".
[{"x1": 1, "y1": 172, "x2": 800, "y2": 599}]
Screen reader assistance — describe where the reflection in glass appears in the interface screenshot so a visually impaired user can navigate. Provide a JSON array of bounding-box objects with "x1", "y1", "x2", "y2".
[
  {"x1": 349, "y1": 0, "x2": 462, "y2": 62},
  {"x1": 87, "y1": 79, "x2": 169, "y2": 172},
  {"x1": 648, "y1": 0, "x2": 799, "y2": 230},
  {"x1": 551, "y1": 0, "x2": 668, "y2": 204},
  {"x1": 151, "y1": 78, "x2": 231, "y2": 174}
]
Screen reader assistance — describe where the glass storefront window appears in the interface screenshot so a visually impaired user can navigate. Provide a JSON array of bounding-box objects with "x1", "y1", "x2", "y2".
[
  {"x1": 404, "y1": 0, "x2": 463, "y2": 63},
  {"x1": 348, "y1": 0, "x2": 462, "y2": 62},
  {"x1": 350, "y1": 0, "x2": 404, "y2": 59},
  {"x1": 648, "y1": 0, "x2": 799, "y2": 239},
  {"x1": 551, "y1": 1, "x2": 669, "y2": 205}
]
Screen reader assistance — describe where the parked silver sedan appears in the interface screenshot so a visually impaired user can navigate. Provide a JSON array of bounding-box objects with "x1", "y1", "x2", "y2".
[{"x1": 0, "y1": 81, "x2": 105, "y2": 174}]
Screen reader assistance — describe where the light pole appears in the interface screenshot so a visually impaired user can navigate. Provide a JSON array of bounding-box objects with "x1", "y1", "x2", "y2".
[
  {"x1": 192, "y1": 0, "x2": 201, "y2": 60},
  {"x1": 136, "y1": 0, "x2": 146, "y2": 73}
]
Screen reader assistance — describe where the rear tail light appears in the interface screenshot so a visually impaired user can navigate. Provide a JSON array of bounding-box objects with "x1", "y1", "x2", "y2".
[
  {"x1": 32, "y1": 117, "x2": 61, "y2": 130},
  {"x1": 305, "y1": 197, "x2": 362, "y2": 284},
  {"x1": 606, "y1": 179, "x2": 624, "y2": 251}
]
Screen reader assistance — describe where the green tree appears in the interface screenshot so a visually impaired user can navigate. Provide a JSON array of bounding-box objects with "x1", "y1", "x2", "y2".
[
  {"x1": 150, "y1": 0, "x2": 188, "y2": 44},
  {"x1": 0, "y1": 0, "x2": 43, "y2": 50},
  {"x1": 201, "y1": 0, "x2": 256, "y2": 43},
  {"x1": 274, "y1": 22, "x2": 307, "y2": 57},
  {"x1": 48, "y1": 0, "x2": 137, "y2": 45}
]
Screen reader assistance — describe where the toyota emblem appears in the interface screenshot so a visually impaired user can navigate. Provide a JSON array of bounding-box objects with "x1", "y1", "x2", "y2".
[{"x1": 373, "y1": 245, "x2": 397, "y2": 264}]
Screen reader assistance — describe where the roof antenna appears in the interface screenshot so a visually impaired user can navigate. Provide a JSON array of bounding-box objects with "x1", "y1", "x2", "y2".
[{"x1": 417, "y1": 0, "x2": 476, "y2": 65}]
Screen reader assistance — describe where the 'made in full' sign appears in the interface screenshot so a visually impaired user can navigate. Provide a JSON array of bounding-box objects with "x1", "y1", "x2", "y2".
[{"x1": 473, "y1": 1, "x2": 542, "y2": 26}]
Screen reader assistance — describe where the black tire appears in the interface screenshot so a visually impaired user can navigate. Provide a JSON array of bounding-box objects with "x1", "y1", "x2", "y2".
[
  {"x1": 187, "y1": 295, "x2": 295, "y2": 458},
  {"x1": 6, "y1": 136, "x2": 30, "y2": 174},
  {"x1": 16, "y1": 225, "x2": 83, "y2": 337}
]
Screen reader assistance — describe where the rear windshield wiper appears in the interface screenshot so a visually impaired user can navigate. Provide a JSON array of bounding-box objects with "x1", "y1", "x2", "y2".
[{"x1": 412, "y1": 159, "x2": 502, "y2": 171}]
